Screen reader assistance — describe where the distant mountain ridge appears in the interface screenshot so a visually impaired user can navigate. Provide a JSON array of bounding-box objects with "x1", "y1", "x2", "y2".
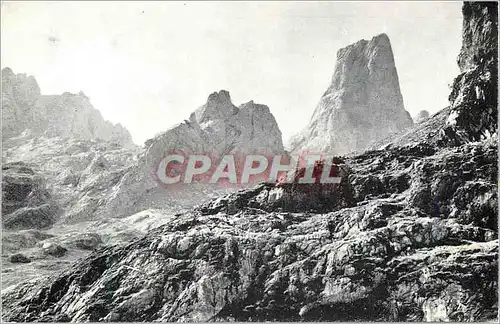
[{"x1": 1, "y1": 67, "x2": 134, "y2": 147}]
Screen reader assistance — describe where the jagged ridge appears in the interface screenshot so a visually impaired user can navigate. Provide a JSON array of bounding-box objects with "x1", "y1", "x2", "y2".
[
  {"x1": 1, "y1": 68, "x2": 134, "y2": 147},
  {"x1": 103, "y1": 90, "x2": 284, "y2": 219}
]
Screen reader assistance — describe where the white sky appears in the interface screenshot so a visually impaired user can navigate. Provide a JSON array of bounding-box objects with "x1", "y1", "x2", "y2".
[{"x1": 1, "y1": 1, "x2": 463, "y2": 145}]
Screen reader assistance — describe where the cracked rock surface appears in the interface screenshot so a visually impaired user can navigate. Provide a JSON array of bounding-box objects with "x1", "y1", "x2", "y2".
[{"x1": 2, "y1": 130, "x2": 497, "y2": 321}]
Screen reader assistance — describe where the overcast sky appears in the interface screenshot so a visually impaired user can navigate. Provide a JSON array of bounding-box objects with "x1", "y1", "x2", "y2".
[{"x1": 2, "y1": 1, "x2": 463, "y2": 146}]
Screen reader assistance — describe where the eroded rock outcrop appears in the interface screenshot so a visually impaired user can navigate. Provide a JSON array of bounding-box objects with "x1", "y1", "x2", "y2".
[
  {"x1": 1, "y1": 68, "x2": 134, "y2": 147},
  {"x1": 290, "y1": 33, "x2": 413, "y2": 155},
  {"x1": 1, "y1": 68, "x2": 41, "y2": 138},
  {"x1": 104, "y1": 90, "x2": 284, "y2": 218},
  {"x1": 446, "y1": 1, "x2": 498, "y2": 143},
  {"x1": 1, "y1": 137, "x2": 143, "y2": 287},
  {"x1": 2, "y1": 136, "x2": 139, "y2": 225},
  {"x1": 368, "y1": 2, "x2": 497, "y2": 151},
  {"x1": 2, "y1": 162, "x2": 60, "y2": 230}
]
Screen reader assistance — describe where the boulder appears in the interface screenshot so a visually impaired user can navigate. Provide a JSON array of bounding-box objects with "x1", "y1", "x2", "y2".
[{"x1": 8, "y1": 253, "x2": 31, "y2": 264}]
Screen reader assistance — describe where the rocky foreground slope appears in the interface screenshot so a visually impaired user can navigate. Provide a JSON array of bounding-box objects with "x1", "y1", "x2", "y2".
[
  {"x1": 1, "y1": 136, "x2": 143, "y2": 287},
  {"x1": 290, "y1": 33, "x2": 413, "y2": 156},
  {"x1": 1, "y1": 2, "x2": 497, "y2": 322}
]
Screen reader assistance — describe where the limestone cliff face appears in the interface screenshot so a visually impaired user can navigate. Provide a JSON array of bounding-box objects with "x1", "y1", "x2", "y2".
[
  {"x1": 447, "y1": 1, "x2": 497, "y2": 142},
  {"x1": 190, "y1": 90, "x2": 284, "y2": 156},
  {"x1": 290, "y1": 33, "x2": 413, "y2": 155},
  {"x1": 456, "y1": 2, "x2": 498, "y2": 72},
  {"x1": 1, "y1": 68, "x2": 134, "y2": 147},
  {"x1": 37, "y1": 93, "x2": 134, "y2": 146},
  {"x1": 141, "y1": 90, "x2": 284, "y2": 176},
  {"x1": 1, "y1": 68, "x2": 42, "y2": 138},
  {"x1": 368, "y1": 3, "x2": 498, "y2": 151},
  {"x1": 105, "y1": 90, "x2": 284, "y2": 218}
]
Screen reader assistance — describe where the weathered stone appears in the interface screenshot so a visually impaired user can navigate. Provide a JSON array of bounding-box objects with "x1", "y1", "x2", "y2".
[
  {"x1": 104, "y1": 90, "x2": 284, "y2": 218},
  {"x1": 290, "y1": 33, "x2": 413, "y2": 155},
  {"x1": 1, "y1": 68, "x2": 135, "y2": 147},
  {"x1": 8, "y1": 253, "x2": 31, "y2": 264},
  {"x1": 40, "y1": 242, "x2": 68, "y2": 257}
]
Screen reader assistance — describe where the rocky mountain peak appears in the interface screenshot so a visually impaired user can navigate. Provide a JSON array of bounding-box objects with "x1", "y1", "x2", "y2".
[
  {"x1": 2, "y1": 66, "x2": 15, "y2": 78},
  {"x1": 195, "y1": 90, "x2": 238, "y2": 124},
  {"x1": 104, "y1": 90, "x2": 284, "y2": 217},
  {"x1": 336, "y1": 33, "x2": 390, "y2": 60},
  {"x1": 290, "y1": 33, "x2": 413, "y2": 155},
  {"x1": 2, "y1": 68, "x2": 42, "y2": 138},
  {"x1": 239, "y1": 100, "x2": 269, "y2": 113},
  {"x1": 2, "y1": 68, "x2": 41, "y2": 102},
  {"x1": 371, "y1": 32, "x2": 390, "y2": 44},
  {"x1": 368, "y1": 33, "x2": 392, "y2": 51},
  {"x1": 207, "y1": 89, "x2": 231, "y2": 104},
  {"x1": 1, "y1": 68, "x2": 135, "y2": 147},
  {"x1": 2, "y1": 66, "x2": 13, "y2": 73}
]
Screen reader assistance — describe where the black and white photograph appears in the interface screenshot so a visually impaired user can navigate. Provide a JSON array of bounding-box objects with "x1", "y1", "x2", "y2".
[{"x1": 1, "y1": 1, "x2": 498, "y2": 322}]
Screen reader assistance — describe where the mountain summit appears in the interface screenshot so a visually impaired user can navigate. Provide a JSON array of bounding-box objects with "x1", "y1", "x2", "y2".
[
  {"x1": 193, "y1": 90, "x2": 238, "y2": 124},
  {"x1": 290, "y1": 33, "x2": 413, "y2": 155},
  {"x1": 104, "y1": 90, "x2": 284, "y2": 218},
  {"x1": 1, "y1": 68, "x2": 134, "y2": 147}
]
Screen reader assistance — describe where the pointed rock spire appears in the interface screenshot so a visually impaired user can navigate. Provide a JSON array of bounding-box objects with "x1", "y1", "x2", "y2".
[{"x1": 290, "y1": 33, "x2": 413, "y2": 155}]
